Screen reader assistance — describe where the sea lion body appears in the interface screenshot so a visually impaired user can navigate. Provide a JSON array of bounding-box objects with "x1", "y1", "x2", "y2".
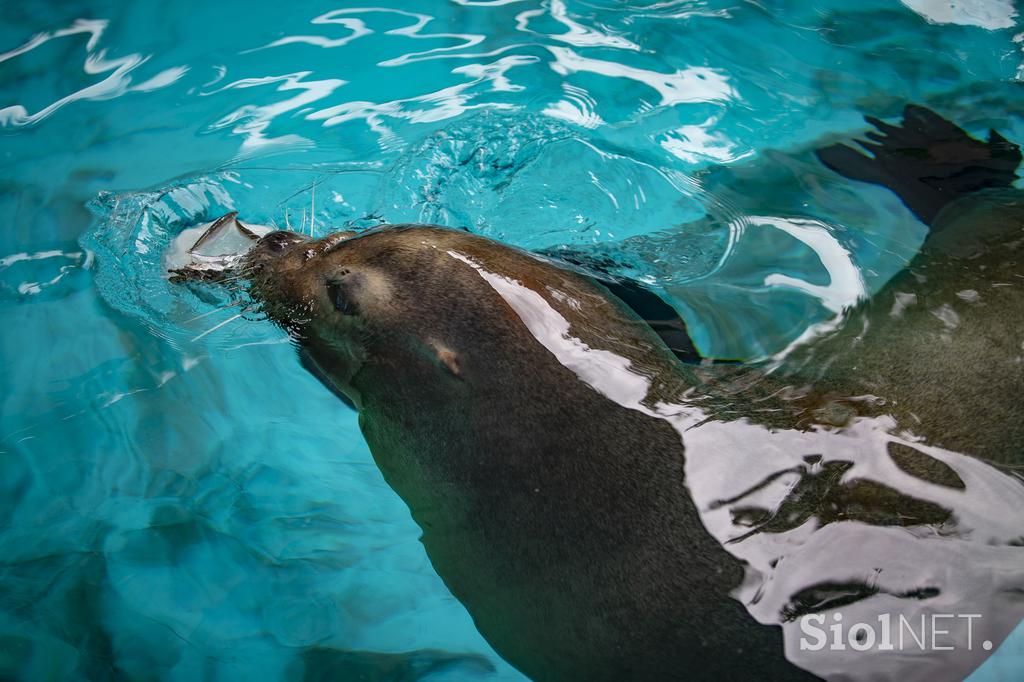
[
  {"x1": 245, "y1": 226, "x2": 808, "y2": 681},
  {"x1": 806, "y1": 106, "x2": 1024, "y2": 464},
  {"x1": 782, "y1": 189, "x2": 1024, "y2": 463}
]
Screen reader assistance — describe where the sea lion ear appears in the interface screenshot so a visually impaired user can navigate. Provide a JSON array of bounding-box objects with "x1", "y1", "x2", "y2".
[{"x1": 428, "y1": 339, "x2": 462, "y2": 378}]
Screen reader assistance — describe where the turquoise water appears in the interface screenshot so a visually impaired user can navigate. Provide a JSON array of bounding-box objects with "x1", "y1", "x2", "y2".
[{"x1": 2, "y1": 1, "x2": 1023, "y2": 680}]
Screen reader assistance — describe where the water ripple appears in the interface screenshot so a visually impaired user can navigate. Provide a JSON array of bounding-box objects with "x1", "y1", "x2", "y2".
[
  {"x1": 0, "y1": 18, "x2": 186, "y2": 128},
  {"x1": 546, "y1": 46, "x2": 735, "y2": 106},
  {"x1": 204, "y1": 72, "x2": 348, "y2": 151},
  {"x1": 516, "y1": 0, "x2": 641, "y2": 50},
  {"x1": 254, "y1": 8, "x2": 488, "y2": 67}
]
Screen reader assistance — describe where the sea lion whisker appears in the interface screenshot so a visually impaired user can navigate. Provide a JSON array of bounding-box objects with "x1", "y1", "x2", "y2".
[
  {"x1": 184, "y1": 300, "x2": 247, "y2": 323},
  {"x1": 190, "y1": 312, "x2": 245, "y2": 342},
  {"x1": 213, "y1": 273, "x2": 249, "y2": 284},
  {"x1": 211, "y1": 266, "x2": 258, "y2": 285}
]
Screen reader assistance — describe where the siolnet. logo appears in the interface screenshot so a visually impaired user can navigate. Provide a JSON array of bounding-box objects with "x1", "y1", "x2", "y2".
[{"x1": 799, "y1": 612, "x2": 992, "y2": 652}]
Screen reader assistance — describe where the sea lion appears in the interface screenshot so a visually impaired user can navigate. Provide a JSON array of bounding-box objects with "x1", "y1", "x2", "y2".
[
  {"x1": 242, "y1": 223, "x2": 811, "y2": 681},
  {"x1": 176, "y1": 106, "x2": 1024, "y2": 680},
  {"x1": 804, "y1": 104, "x2": 1024, "y2": 463}
]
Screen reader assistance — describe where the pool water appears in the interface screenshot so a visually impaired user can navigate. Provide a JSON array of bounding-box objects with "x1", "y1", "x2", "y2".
[{"x1": 1, "y1": 1, "x2": 1022, "y2": 680}]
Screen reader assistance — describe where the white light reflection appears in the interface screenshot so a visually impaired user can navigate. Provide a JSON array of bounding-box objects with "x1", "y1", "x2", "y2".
[
  {"x1": 249, "y1": 8, "x2": 486, "y2": 67},
  {"x1": 546, "y1": 46, "x2": 735, "y2": 106},
  {"x1": 205, "y1": 72, "x2": 348, "y2": 150},
  {"x1": 516, "y1": 0, "x2": 641, "y2": 50},
  {"x1": 0, "y1": 19, "x2": 187, "y2": 128}
]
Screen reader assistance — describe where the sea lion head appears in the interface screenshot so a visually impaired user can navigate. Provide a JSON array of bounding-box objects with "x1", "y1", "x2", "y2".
[
  {"x1": 244, "y1": 225, "x2": 538, "y2": 407},
  {"x1": 245, "y1": 226, "x2": 437, "y2": 405}
]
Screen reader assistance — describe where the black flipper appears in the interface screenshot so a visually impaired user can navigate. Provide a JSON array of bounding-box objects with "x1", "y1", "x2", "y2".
[
  {"x1": 816, "y1": 104, "x2": 1021, "y2": 227},
  {"x1": 298, "y1": 347, "x2": 357, "y2": 410},
  {"x1": 598, "y1": 277, "x2": 703, "y2": 364},
  {"x1": 539, "y1": 248, "x2": 704, "y2": 364}
]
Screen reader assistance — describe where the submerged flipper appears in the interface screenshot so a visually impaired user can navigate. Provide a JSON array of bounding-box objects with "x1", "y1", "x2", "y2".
[
  {"x1": 539, "y1": 248, "x2": 704, "y2": 364},
  {"x1": 816, "y1": 104, "x2": 1021, "y2": 227},
  {"x1": 299, "y1": 347, "x2": 357, "y2": 410},
  {"x1": 597, "y1": 276, "x2": 703, "y2": 364}
]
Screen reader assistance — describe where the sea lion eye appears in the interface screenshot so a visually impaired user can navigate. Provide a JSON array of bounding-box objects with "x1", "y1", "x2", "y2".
[{"x1": 325, "y1": 277, "x2": 358, "y2": 315}]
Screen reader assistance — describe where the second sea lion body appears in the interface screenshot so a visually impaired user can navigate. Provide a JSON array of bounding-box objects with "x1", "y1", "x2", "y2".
[{"x1": 781, "y1": 189, "x2": 1024, "y2": 463}]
